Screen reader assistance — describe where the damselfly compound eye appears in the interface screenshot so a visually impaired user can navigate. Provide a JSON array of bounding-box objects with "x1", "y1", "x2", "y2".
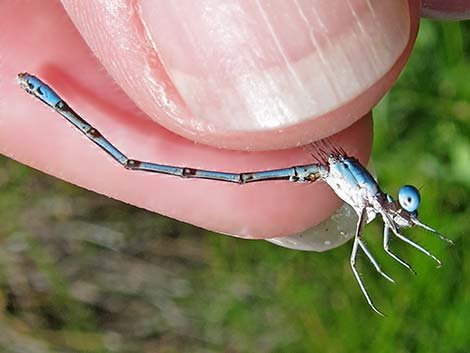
[{"x1": 398, "y1": 185, "x2": 421, "y2": 212}]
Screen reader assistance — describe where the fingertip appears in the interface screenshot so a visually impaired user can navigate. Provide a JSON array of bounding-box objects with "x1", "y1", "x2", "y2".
[
  {"x1": 421, "y1": 0, "x2": 470, "y2": 20},
  {"x1": 62, "y1": 0, "x2": 417, "y2": 150},
  {"x1": 4, "y1": 1, "x2": 376, "y2": 240}
]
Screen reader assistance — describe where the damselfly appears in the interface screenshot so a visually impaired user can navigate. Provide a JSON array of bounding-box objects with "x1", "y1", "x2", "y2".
[{"x1": 17, "y1": 72, "x2": 453, "y2": 315}]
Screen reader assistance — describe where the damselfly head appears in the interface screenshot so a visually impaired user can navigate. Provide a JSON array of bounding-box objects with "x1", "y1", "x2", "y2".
[
  {"x1": 398, "y1": 185, "x2": 421, "y2": 212},
  {"x1": 393, "y1": 184, "x2": 453, "y2": 244},
  {"x1": 389, "y1": 185, "x2": 421, "y2": 227}
]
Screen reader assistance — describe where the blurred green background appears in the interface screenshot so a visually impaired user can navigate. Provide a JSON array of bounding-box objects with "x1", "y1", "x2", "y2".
[{"x1": 0, "y1": 20, "x2": 469, "y2": 353}]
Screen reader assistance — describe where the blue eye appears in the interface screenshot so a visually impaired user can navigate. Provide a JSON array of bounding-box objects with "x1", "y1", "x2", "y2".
[{"x1": 398, "y1": 185, "x2": 421, "y2": 212}]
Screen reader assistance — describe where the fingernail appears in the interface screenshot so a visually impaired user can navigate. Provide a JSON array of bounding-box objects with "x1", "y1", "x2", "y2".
[
  {"x1": 139, "y1": 0, "x2": 410, "y2": 132},
  {"x1": 266, "y1": 203, "x2": 357, "y2": 251}
]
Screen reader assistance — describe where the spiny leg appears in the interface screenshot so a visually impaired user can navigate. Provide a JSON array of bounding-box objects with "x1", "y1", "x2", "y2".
[
  {"x1": 383, "y1": 226, "x2": 417, "y2": 275},
  {"x1": 358, "y1": 239, "x2": 395, "y2": 283},
  {"x1": 390, "y1": 227, "x2": 442, "y2": 268},
  {"x1": 413, "y1": 219, "x2": 454, "y2": 245},
  {"x1": 350, "y1": 209, "x2": 384, "y2": 316}
]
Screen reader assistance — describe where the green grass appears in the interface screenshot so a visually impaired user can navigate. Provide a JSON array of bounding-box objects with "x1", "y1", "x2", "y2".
[{"x1": 0, "y1": 20, "x2": 469, "y2": 353}]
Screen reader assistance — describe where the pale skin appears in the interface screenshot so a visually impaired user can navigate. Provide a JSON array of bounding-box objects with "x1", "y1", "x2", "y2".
[{"x1": 0, "y1": 0, "x2": 468, "y2": 240}]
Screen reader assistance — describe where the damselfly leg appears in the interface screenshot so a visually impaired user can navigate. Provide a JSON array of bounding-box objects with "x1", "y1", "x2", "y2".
[{"x1": 383, "y1": 226, "x2": 417, "y2": 275}]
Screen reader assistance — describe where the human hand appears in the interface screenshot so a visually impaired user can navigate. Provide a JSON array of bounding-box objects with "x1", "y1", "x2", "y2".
[{"x1": 0, "y1": 1, "x2": 468, "y2": 246}]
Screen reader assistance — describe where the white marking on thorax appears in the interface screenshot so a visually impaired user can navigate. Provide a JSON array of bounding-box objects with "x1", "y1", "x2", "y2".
[{"x1": 323, "y1": 159, "x2": 380, "y2": 223}]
